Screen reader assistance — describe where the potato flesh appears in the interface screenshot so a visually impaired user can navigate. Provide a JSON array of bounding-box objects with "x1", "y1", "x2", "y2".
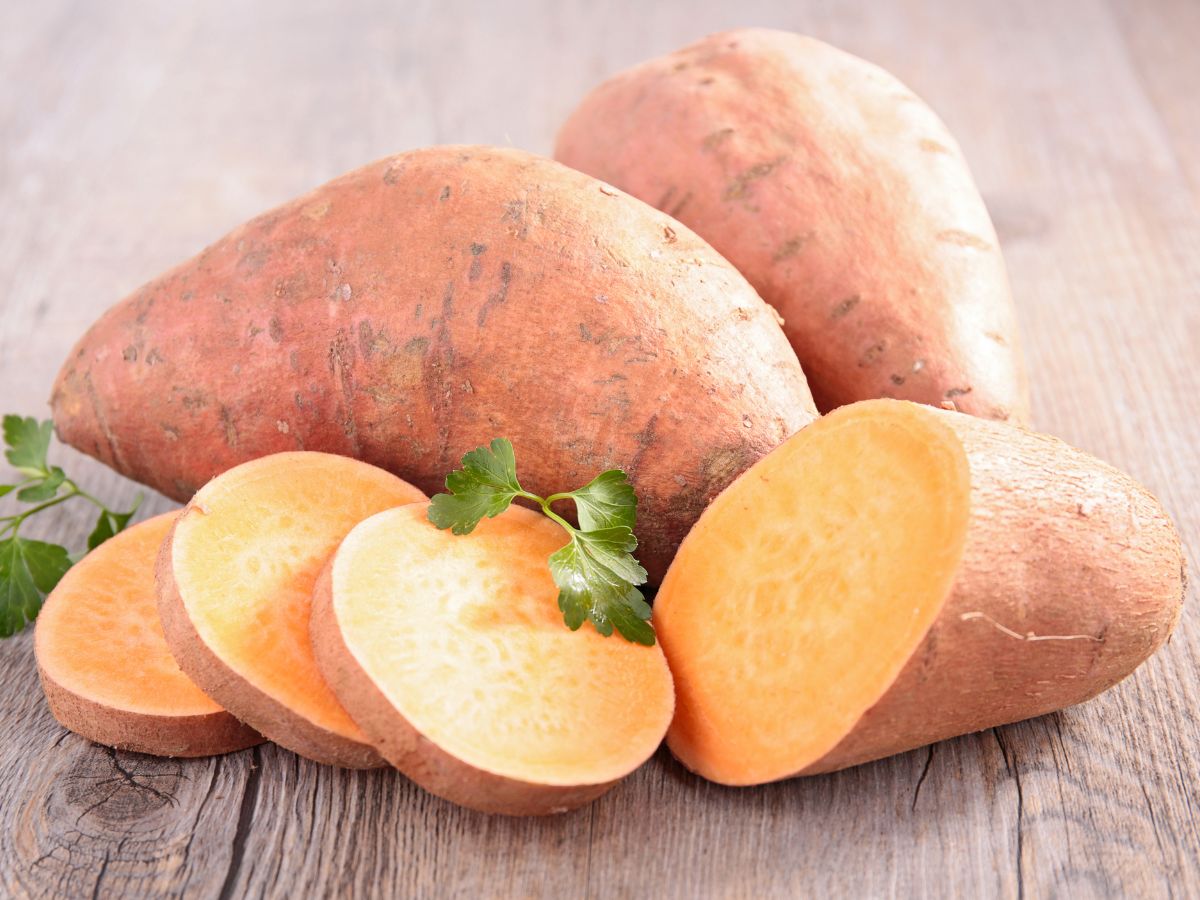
[
  {"x1": 656, "y1": 400, "x2": 971, "y2": 785},
  {"x1": 330, "y1": 504, "x2": 676, "y2": 786},
  {"x1": 36, "y1": 513, "x2": 219, "y2": 717},
  {"x1": 171, "y1": 452, "x2": 425, "y2": 740}
]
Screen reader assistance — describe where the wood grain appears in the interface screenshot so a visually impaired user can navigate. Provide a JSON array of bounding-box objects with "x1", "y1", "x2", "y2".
[{"x1": 1, "y1": 0, "x2": 1197, "y2": 897}]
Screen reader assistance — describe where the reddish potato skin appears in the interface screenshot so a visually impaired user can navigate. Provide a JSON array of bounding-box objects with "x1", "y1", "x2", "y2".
[
  {"x1": 804, "y1": 411, "x2": 1186, "y2": 774},
  {"x1": 555, "y1": 29, "x2": 1030, "y2": 423},
  {"x1": 51, "y1": 146, "x2": 816, "y2": 583}
]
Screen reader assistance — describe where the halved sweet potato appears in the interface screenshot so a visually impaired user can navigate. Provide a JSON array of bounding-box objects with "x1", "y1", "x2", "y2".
[
  {"x1": 656, "y1": 400, "x2": 1185, "y2": 785},
  {"x1": 157, "y1": 451, "x2": 425, "y2": 767},
  {"x1": 311, "y1": 503, "x2": 676, "y2": 815},
  {"x1": 36, "y1": 513, "x2": 261, "y2": 757}
]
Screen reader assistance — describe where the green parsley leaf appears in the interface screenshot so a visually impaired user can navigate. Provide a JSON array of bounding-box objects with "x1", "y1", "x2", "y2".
[
  {"x1": 428, "y1": 439, "x2": 655, "y2": 644},
  {"x1": 549, "y1": 527, "x2": 653, "y2": 644},
  {"x1": 0, "y1": 537, "x2": 71, "y2": 637},
  {"x1": 564, "y1": 469, "x2": 637, "y2": 531},
  {"x1": 3, "y1": 415, "x2": 52, "y2": 478},
  {"x1": 16, "y1": 466, "x2": 65, "y2": 502},
  {"x1": 427, "y1": 438, "x2": 524, "y2": 534},
  {"x1": 0, "y1": 415, "x2": 143, "y2": 636},
  {"x1": 458, "y1": 438, "x2": 521, "y2": 492},
  {"x1": 87, "y1": 498, "x2": 141, "y2": 551},
  {"x1": 86, "y1": 513, "x2": 115, "y2": 552}
]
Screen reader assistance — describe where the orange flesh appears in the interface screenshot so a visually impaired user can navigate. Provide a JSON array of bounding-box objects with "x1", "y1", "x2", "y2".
[
  {"x1": 655, "y1": 399, "x2": 971, "y2": 785},
  {"x1": 36, "y1": 513, "x2": 221, "y2": 716},
  {"x1": 329, "y1": 504, "x2": 676, "y2": 786},
  {"x1": 170, "y1": 452, "x2": 425, "y2": 741}
]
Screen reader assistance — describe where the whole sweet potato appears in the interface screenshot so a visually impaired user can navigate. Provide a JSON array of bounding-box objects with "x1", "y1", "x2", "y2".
[
  {"x1": 556, "y1": 29, "x2": 1031, "y2": 423},
  {"x1": 51, "y1": 146, "x2": 816, "y2": 581}
]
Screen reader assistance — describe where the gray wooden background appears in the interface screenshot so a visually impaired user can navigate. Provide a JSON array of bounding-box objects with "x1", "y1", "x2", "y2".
[{"x1": 2, "y1": 0, "x2": 1198, "y2": 897}]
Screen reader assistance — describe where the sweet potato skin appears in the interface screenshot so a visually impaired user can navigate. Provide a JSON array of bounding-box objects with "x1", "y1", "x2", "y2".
[
  {"x1": 157, "y1": 511, "x2": 385, "y2": 769},
  {"x1": 310, "y1": 559, "x2": 617, "y2": 815},
  {"x1": 555, "y1": 29, "x2": 1030, "y2": 423},
  {"x1": 51, "y1": 145, "x2": 816, "y2": 583},
  {"x1": 803, "y1": 410, "x2": 1185, "y2": 773},
  {"x1": 39, "y1": 670, "x2": 262, "y2": 758}
]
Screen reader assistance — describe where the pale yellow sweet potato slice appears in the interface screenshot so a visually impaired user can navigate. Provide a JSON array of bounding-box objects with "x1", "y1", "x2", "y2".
[
  {"x1": 36, "y1": 513, "x2": 261, "y2": 757},
  {"x1": 157, "y1": 451, "x2": 425, "y2": 767},
  {"x1": 311, "y1": 503, "x2": 676, "y2": 815},
  {"x1": 656, "y1": 400, "x2": 1185, "y2": 785}
]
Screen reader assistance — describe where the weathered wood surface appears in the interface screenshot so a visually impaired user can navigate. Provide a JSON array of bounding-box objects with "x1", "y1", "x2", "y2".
[{"x1": 2, "y1": 0, "x2": 1197, "y2": 896}]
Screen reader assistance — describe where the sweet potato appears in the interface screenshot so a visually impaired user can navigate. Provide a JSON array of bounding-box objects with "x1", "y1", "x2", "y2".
[
  {"x1": 157, "y1": 451, "x2": 425, "y2": 767},
  {"x1": 655, "y1": 400, "x2": 1184, "y2": 785},
  {"x1": 35, "y1": 513, "x2": 261, "y2": 757},
  {"x1": 51, "y1": 145, "x2": 817, "y2": 583},
  {"x1": 310, "y1": 503, "x2": 675, "y2": 815},
  {"x1": 555, "y1": 29, "x2": 1030, "y2": 423}
]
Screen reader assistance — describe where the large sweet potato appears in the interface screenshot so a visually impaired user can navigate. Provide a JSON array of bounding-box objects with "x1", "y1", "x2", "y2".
[
  {"x1": 51, "y1": 145, "x2": 816, "y2": 581},
  {"x1": 556, "y1": 29, "x2": 1031, "y2": 423}
]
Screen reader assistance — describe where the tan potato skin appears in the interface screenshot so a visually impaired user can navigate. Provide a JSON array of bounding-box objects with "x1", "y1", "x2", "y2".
[
  {"x1": 51, "y1": 145, "x2": 817, "y2": 584},
  {"x1": 37, "y1": 668, "x2": 262, "y2": 758},
  {"x1": 309, "y1": 562, "x2": 615, "y2": 815},
  {"x1": 800, "y1": 410, "x2": 1185, "y2": 774},
  {"x1": 156, "y1": 515, "x2": 384, "y2": 769},
  {"x1": 555, "y1": 29, "x2": 1030, "y2": 423}
]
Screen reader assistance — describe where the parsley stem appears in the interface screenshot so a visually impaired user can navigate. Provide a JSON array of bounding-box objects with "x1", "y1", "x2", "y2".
[
  {"x1": 0, "y1": 485, "x2": 83, "y2": 537},
  {"x1": 536, "y1": 502, "x2": 576, "y2": 534},
  {"x1": 510, "y1": 489, "x2": 579, "y2": 535},
  {"x1": 0, "y1": 478, "x2": 116, "y2": 540},
  {"x1": 67, "y1": 481, "x2": 110, "y2": 511}
]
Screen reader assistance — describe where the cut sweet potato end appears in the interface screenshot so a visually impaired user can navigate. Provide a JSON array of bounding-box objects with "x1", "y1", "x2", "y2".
[
  {"x1": 35, "y1": 513, "x2": 261, "y2": 756},
  {"x1": 656, "y1": 399, "x2": 971, "y2": 785},
  {"x1": 321, "y1": 503, "x2": 675, "y2": 796},
  {"x1": 163, "y1": 451, "x2": 425, "y2": 760}
]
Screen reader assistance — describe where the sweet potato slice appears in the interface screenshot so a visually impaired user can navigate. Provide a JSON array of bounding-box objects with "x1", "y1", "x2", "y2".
[
  {"x1": 35, "y1": 513, "x2": 261, "y2": 757},
  {"x1": 157, "y1": 451, "x2": 425, "y2": 767},
  {"x1": 311, "y1": 503, "x2": 676, "y2": 815},
  {"x1": 657, "y1": 400, "x2": 970, "y2": 785},
  {"x1": 656, "y1": 400, "x2": 1184, "y2": 785}
]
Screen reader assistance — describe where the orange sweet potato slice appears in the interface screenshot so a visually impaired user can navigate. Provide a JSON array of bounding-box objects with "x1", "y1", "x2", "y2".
[
  {"x1": 656, "y1": 400, "x2": 972, "y2": 785},
  {"x1": 157, "y1": 451, "x2": 425, "y2": 767},
  {"x1": 36, "y1": 513, "x2": 261, "y2": 757},
  {"x1": 310, "y1": 503, "x2": 676, "y2": 815}
]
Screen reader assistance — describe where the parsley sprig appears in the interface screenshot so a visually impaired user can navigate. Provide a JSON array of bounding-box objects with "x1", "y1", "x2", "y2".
[
  {"x1": 0, "y1": 415, "x2": 140, "y2": 636},
  {"x1": 428, "y1": 439, "x2": 654, "y2": 645}
]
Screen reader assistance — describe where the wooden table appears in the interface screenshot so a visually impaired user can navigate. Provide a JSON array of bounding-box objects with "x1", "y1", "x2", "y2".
[{"x1": 2, "y1": 1, "x2": 1197, "y2": 896}]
